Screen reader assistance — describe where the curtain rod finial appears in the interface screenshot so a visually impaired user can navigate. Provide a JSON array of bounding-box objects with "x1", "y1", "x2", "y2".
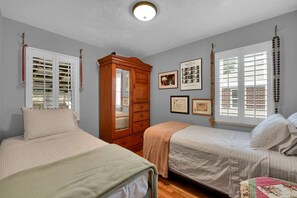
[
  {"x1": 275, "y1": 25, "x2": 278, "y2": 37},
  {"x1": 211, "y1": 43, "x2": 214, "y2": 50}
]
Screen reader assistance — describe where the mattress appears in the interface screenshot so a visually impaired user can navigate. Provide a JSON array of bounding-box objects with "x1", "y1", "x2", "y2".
[
  {"x1": 169, "y1": 125, "x2": 297, "y2": 198},
  {"x1": 0, "y1": 130, "x2": 149, "y2": 198}
]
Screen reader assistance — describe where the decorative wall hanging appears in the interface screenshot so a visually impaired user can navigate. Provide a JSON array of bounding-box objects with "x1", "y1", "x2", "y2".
[
  {"x1": 122, "y1": 97, "x2": 129, "y2": 107},
  {"x1": 272, "y1": 26, "x2": 280, "y2": 113},
  {"x1": 79, "y1": 49, "x2": 83, "y2": 92},
  {"x1": 170, "y1": 95, "x2": 189, "y2": 114},
  {"x1": 209, "y1": 43, "x2": 215, "y2": 127},
  {"x1": 192, "y1": 99, "x2": 211, "y2": 116},
  {"x1": 158, "y1": 70, "x2": 178, "y2": 89},
  {"x1": 180, "y1": 58, "x2": 202, "y2": 90},
  {"x1": 125, "y1": 73, "x2": 129, "y2": 92},
  {"x1": 21, "y1": 32, "x2": 28, "y2": 84}
]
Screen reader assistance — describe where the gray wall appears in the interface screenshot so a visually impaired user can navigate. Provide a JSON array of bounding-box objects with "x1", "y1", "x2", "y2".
[
  {"x1": 0, "y1": 10, "x2": 3, "y2": 140},
  {"x1": 143, "y1": 11, "x2": 297, "y2": 132},
  {"x1": 0, "y1": 17, "x2": 110, "y2": 140}
]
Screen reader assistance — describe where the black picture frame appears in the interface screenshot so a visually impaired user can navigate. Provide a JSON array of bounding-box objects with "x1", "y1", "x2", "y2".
[
  {"x1": 158, "y1": 70, "x2": 178, "y2": 89},
  {"x1": 180, "y1": 58, "x2": 203, "y2": 91},
  {"x1": 170, "y1": 95, "x2": 189, "y2": 114}
]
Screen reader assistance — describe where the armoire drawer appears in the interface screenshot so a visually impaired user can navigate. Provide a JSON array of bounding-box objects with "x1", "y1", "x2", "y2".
[
  {"x1": 113, "y1": 133, "x2": 143, "y2": 149},
  {"x1": 133, "y1": 103, "x2": 150, "y2": 112},
  {"x1": 133, "y1": 120, "x2": 150, "y2": 133},
  {"x1": 133, "y1": 111, "x2": 149, "y2": 122}
]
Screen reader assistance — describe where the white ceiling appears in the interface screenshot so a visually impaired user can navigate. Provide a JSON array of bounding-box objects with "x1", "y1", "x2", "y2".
[{"x1": 1, "y1": 0, "x2": 297, "y2": 58}]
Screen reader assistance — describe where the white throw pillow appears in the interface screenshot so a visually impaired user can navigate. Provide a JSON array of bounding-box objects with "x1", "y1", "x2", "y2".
[
  {"x1": 22, "y1": 107, "x2": 79, "y2": 140},
  {"x1": 250, "y1": 114, "x2": 290, "y2": 149},
  {"x1": 285, "y1": 143, "x2": 297, "y2": 155},
  {"x1": 288, "y1": 112, "x2": 297, "y2": 131},
  {"x1": 277, "y1": 133, "x2": 297, "y2": 156}
]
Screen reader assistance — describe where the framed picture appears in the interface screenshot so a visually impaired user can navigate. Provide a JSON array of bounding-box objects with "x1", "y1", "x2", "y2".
[
  {"x1": 170, "y1": 96, "x2": 189, "y2": 114},
  {"x1": 192, "y1": 99, "x2": 211, "y2": 116},
  {"x1": 180, "y1": 58, "x2": 202, "y2": 90},
  {"x1": 125, "y1": 73, "x2": 129, "y2": 92},
  {"x1": 158, "y1": 70, "x2": 178, "y2": 89},
  {"x1": 122, "y1": 97, "x2": 129, "y2": 107}
]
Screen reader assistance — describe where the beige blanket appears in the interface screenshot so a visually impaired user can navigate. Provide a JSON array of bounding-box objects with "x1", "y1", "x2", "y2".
[{"x1": 143, "y1": 121, "x2": 191, "y2": 178}]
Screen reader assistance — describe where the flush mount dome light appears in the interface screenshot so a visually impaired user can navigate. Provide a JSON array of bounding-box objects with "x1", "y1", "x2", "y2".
[{"x1": 133, "y1": 1, "x2": 157, "y2": 21}]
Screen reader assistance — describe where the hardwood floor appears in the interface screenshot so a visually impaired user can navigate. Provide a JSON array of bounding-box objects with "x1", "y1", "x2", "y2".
[{"x1": 136, "y1": 150, "x2": 228, "y2": 198}]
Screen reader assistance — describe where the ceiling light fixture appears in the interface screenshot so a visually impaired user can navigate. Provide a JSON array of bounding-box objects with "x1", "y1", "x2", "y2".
[{"x1": 133, "y1": 1, "x2": 157, "y2": 22}]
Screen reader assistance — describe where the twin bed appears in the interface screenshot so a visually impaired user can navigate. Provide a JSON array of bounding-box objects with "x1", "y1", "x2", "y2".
[
  {"x1": 0, "y1": 108, "x2": 158, "y2": 198},
  {"x1": 144, "y1": 115, "x2": 297, "y2": 198},
  {"x1": 169, "y1": 125, "x2": 297, "y2": 197}
]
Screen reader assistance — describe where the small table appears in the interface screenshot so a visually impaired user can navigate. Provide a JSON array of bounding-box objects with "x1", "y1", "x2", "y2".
[{"x1": 240, "y1": 177, "x2": 297, "y2": 198}]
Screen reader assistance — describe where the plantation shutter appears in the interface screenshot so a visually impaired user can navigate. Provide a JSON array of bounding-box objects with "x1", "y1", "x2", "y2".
[
  {"x1": 26, "y1": 47, "x2": 80, "y2": 118},
  {"x1": 219, "y1": 57, "x2": 239, "y2": 116},
  {"x1": 215, "y1": 41, "x2": 273, "y2": 126},
  {"x1": 116, "y1": 72, "x2": 122, "y2": 107},
  {"x1": 244, "y1": 52, "x2": 268, "y2": 119},
  {"x1": 28, "y1": 50, "x2": 55, "y2": 109},
  {"x1": 56, "y1": 55, "x2": 79, "y2": 112}
]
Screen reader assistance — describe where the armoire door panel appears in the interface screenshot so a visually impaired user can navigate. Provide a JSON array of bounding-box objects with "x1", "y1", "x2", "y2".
[
  {"x1": 134, "y1": 70, "x2": 150, "y2": 103},
  {"x1": 134, "y1": 83, "x2": 149, "y2": 102}
]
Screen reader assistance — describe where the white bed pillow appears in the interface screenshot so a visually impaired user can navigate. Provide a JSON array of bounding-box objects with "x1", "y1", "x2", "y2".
[
  {"x1": 22, "y1": 107, "x2": 79, "y2": 140},
  {"x1": 277, "y1": 133, "x2": 297, "y2": 156},
  {"x1": 288, "y1": 112, "x2": 297, "y2": 131},
  {"x1": 250, "y1": 114, "x2": 290, "y2": 149},
  {"x1": 285, "y1": 143, "x2": 297, "y2": 155},
  {"x1": 278, "y1": 120, "x2": 297, "y2": 156}
]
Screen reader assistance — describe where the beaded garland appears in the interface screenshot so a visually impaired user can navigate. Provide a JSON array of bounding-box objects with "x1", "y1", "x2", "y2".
[{"x1": 272, "y1": 26, "x2": 280, "y2": 113}]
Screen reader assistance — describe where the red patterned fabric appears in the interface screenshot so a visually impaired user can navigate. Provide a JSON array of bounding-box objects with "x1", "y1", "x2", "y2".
[{"x1": 241, "y1": 177, "x2": 297, "y2": 198}]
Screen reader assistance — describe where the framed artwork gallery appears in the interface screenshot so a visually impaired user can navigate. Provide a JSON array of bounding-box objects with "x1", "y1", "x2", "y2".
[
  {"x1": 158, "y1": 70, "x2": 178, "y2": 89},
  {"x1": 192, "y1": 98, "x2": 211, "y2": 116},
  {"x1": 180, "y1": 58, "x2": 202, "y2": 91},
  {"x1": 170, "y1": 95, "x2": 189, "y2": 114}
]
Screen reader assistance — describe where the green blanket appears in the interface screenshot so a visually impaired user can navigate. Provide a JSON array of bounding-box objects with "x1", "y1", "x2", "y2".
[{"x1": 0, "y1": 144, "x2": 158, "y2": 198}]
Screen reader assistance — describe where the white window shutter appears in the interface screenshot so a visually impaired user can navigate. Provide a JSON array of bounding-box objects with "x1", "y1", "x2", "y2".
[
  {"x1": 26, "y1": 47, "x2": 80, "y2": 119},
  {"x1": 215, "y1": 41, "x2": 273, "y2": 126},
  {"x1": 116, "y1": 72, "x2": 122, "y2": 107}
]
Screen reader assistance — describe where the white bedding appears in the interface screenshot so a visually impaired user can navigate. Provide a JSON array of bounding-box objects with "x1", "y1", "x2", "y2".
[
  {"x1": 169, "y1": 125, "x2": 297, "y2": 198},
  {"x1": 0, "y1": 130, "x2": 149, "y2": 198},
  {"x1": 116, "y1": 116, "x2": 129, "y2": 130},
  {"x1": 116, "y1": 111, "x2": 129, "y2": 130}
]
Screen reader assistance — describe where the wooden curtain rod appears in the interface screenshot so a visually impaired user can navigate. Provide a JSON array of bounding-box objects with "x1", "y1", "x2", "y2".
[{"x1": 209, "y1": 43, "x2": 215, "y2": 127}]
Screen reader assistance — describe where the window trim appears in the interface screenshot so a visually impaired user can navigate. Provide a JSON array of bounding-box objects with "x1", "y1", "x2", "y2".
[
  {"x1": 215, "y1": 41, "x2": 274, "y2": 125},
  {"x1": 25, "y1": 47, "x2": 80, "y2": 119}
]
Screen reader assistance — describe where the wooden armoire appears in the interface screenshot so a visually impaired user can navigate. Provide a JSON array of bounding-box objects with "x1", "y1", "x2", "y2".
[{"x1": 98, "y1": 54, "x2": 151, "y2": 152}]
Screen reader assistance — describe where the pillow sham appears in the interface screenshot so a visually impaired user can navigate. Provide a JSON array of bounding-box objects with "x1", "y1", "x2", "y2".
[
  {"x1": 250, "y1": 114, "x2": 290, "y2": 149},
  {"x1": 288, "y1": 112, "x2": 297, "y2": 129},
  {"x1": 22, "y1": 107, "x2": 79, "y2": 140},
  {"x1": 285, "y1": 143, "x2": 297, "y2": 155},
  {"x1": 277, "y1": 133, "x2": 297, "y2": 156}
]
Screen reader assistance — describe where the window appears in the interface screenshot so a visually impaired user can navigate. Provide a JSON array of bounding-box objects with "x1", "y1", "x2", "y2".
[
  {"x1": 116, "y1": 71, "x2": 122, "y2": 107},
  {"x1": 215, "y1": 41, "x2": 273, "y2": 125},
  {"x1": 26, "y1": 47, "x2": 80, "y2": 118}
]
